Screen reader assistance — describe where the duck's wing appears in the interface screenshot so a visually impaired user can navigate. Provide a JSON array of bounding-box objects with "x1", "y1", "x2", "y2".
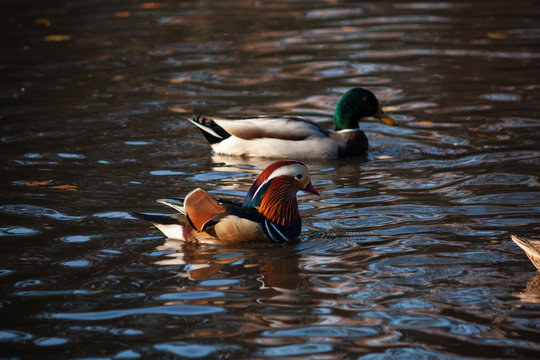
[
  {"x1": 511, "y1": 234, "x2": 540, "y2": 270},
  {"x1": 190, "y1": 115, "x2": 332, "y2": 143}
]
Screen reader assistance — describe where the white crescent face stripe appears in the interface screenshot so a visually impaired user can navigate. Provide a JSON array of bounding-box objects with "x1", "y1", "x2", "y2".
[{"x1": 251, "y1": 163, "x2": 309, "y2": 204}]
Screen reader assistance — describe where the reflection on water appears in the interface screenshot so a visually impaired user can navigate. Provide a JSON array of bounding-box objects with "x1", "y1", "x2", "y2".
[{"x1": 2, "y1": 0, "x2": 540, "y2": 358}]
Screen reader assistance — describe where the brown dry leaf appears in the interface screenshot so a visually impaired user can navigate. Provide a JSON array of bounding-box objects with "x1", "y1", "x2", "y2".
[
  {"x1": 35, "y1": 18, "x2": 51, "y2": 27},
  {"x1": 25, "y1": 180, "x2": 53, "y2": 187},
  {"x1": 49, "y1": 184, "x2": 77, "y2": 191},
  {"x1": 112, "y1": 74, "x2": 127, "y2": 81},
  {"x1": 140, "y1": 2, "x2": 167, "y2": 9},
  {"x1": 417, "y1": 121, "x2": 434, "y2": 126},
  {"x1": 487, "y1": 32, "x2": 507, "y2": 40},
  {"x1": 43, "y1": 35, "x2": 72, "y2": 42},
  {"x1": 115, "y1": 11, "x2": 130, "y2": 18},
  {"x1": 169, "y1": 107, "x2": 191, "y2": 114}
]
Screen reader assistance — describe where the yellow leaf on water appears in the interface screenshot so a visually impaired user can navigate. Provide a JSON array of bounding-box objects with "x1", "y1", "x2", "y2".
[
  {"x1": 417, "y1": 121, "x2": 434, "y2": 126},
  {"x1": 487, "y1": 32, "x2": 507, "y2": 40},
  {"x1": 35, "y1": 18, "x2": 51, "y2": 27},
  {"x1": 43, "y1": 35, "x2": 72, "y2": 42},
  {"x1": 50, "y1": 184, "x2": 77, "y2": 191},
  {"x1": 169, "y1": 107, "x2": 191, "y2": 114},
  {"x1": 25, "y1": 180, "x2": 53, "y2": 187}
]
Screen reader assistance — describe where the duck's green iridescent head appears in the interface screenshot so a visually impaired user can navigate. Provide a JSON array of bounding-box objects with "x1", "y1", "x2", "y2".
[{"x1": 333, "y1": 88, "x2": 397, "y2": 130}]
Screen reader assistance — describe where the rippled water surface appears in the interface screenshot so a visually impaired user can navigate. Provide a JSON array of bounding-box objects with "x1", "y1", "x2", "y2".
[{"x1": 2, "y1": 0, "x2": 540, "y2": 358}]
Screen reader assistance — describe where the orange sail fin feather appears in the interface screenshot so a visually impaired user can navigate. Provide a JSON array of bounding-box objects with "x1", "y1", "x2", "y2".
[
  {"x1": 257, "y1": 176, "x2": 299, "y2": 226},
  {"x1": 184, "y1": 188, "x2": 226, "y2": 232}
]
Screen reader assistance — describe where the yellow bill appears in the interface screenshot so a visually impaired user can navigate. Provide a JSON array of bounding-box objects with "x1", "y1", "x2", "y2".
[{"x1": 374, "y1": 106, "x2": 397, "y2": 126}]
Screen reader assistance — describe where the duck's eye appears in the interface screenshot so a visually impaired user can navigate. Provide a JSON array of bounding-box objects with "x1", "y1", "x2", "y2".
[{"x1": 295, "y1": 174, "x2": 303, "y2": 180}]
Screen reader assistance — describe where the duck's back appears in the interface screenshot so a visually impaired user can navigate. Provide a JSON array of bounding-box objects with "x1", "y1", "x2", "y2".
[
  {"x1": 214, "y1": 116, "x2": 332, "y2": 140},
  {"x1": 211, "y1": 116, "x2": 340, "y2": 158}
]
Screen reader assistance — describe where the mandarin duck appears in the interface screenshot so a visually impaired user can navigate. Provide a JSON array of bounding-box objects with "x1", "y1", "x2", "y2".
[
  {"x1": 189, "y1": 88, "x2": 397, "y2": 158},
  {"x1": 132, "y1": 160, "x2": 319, "y2": 244},
  {"x1": 511, "y1": 234, "x2": 540, "y2": 270}
]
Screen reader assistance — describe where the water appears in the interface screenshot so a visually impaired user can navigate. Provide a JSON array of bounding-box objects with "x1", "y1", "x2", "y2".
[{"x1": 2, "y1": 0, "x2": 540, "y2": 358}]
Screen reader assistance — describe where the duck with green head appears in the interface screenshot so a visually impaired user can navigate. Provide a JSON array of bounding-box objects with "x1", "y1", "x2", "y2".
[{"x1": 189, "y1": 88, "x2": 397, "y2": 158}]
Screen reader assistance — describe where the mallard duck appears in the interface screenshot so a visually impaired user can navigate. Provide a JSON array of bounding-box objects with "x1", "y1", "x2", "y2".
[
  {"x1": 511, "y1": 234, "x2": 540, "y2": 270},
  {"x1": 132, "y1": 160, "x2": 319, "y2": 244},
  {"x1": 189, "y1": 88, "x2": 397, "y2": 158}
]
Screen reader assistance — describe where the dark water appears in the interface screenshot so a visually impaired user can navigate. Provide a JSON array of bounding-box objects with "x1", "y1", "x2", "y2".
[{"x1": 2, "y1": 0, "x2": 540, "y2": 358}]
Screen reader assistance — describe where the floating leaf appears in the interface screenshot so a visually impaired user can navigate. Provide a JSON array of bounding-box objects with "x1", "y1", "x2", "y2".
[
  {"x1": 112, "y1": 74, "x2": 127, "y2": 81},
  {"x1": 25, "y1": 180, "x2": 53, "y2": 187},
  {"x1": 43, "y1": 35, "x2": 72, "y2": 42},
  {"x1": 35, "y1": 18, "x2": 51, "y2": 27},
  {"x1": 115, "y1": 11, "x2": 130, "y2": 18},
  {"x1": 417, "y1": 121, "x2": 434, "y2": 126},
  {"x1": 170, "y1": 76, "x2": 191, "y2": 84},
  {"x1": 50, "y1": 184, "x2": 77, "y2": 191},
  {"x1": 140, "y1": 2, "x2": 167, "y2": 9},
  {"x1": 487, "y1": 32, "x2": 507, "y2": 40},
  {"x1": 169, "y1": 107, "x2": 191, "y2": 114}
]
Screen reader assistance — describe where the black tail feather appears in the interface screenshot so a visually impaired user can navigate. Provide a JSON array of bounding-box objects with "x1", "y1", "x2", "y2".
[
  {"x1": 131, "y1": 212, "x2": 181, "y2": 225},
  {"x1": 191, "y1": 115, "x2": 231, "y2": 144}
]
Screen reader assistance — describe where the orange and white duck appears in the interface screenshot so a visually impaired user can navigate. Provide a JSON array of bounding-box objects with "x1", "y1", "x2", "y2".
[
  {"x1": 132, "y1": 160, "x2": 319, "y2": 244},
  {"x1": 511, "y1": 234, "x2": 540, "y2": 270},
  {"x1": 189, "y1": 88, "x2": 397, "y2": 158}
]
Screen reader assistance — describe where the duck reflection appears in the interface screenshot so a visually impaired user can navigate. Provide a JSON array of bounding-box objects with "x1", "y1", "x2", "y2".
[{"x1": 153, "y1": 239, "x2": 308, "y2": 304}]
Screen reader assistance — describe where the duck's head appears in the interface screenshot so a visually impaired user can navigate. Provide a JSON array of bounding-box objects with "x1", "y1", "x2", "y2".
[
  {"x1": 243, "y1": 160, "x2": 319, "y2": 210},
  {"x1": 333, "y1": 88, "x2": 397, "y2": 130}
]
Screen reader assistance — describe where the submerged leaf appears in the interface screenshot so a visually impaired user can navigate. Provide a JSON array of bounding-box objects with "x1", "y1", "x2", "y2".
[
  {"x1": 487, "y1": 32, "x2": 507, "y2": 40},
  {"x1": 50, "y1": 185, "x2": 77, "y2": 191},
  {"x1": 35, "y1": 18, "x2": 51, "y2": 27},
  {"x1": 43, "y1": 35, "x2": 72, "y2": 42}
]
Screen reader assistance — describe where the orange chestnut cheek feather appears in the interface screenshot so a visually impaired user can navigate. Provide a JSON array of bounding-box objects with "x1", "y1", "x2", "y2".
[{"x1": 258, "y1": 177, "x2": 299, "y2": 226}]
